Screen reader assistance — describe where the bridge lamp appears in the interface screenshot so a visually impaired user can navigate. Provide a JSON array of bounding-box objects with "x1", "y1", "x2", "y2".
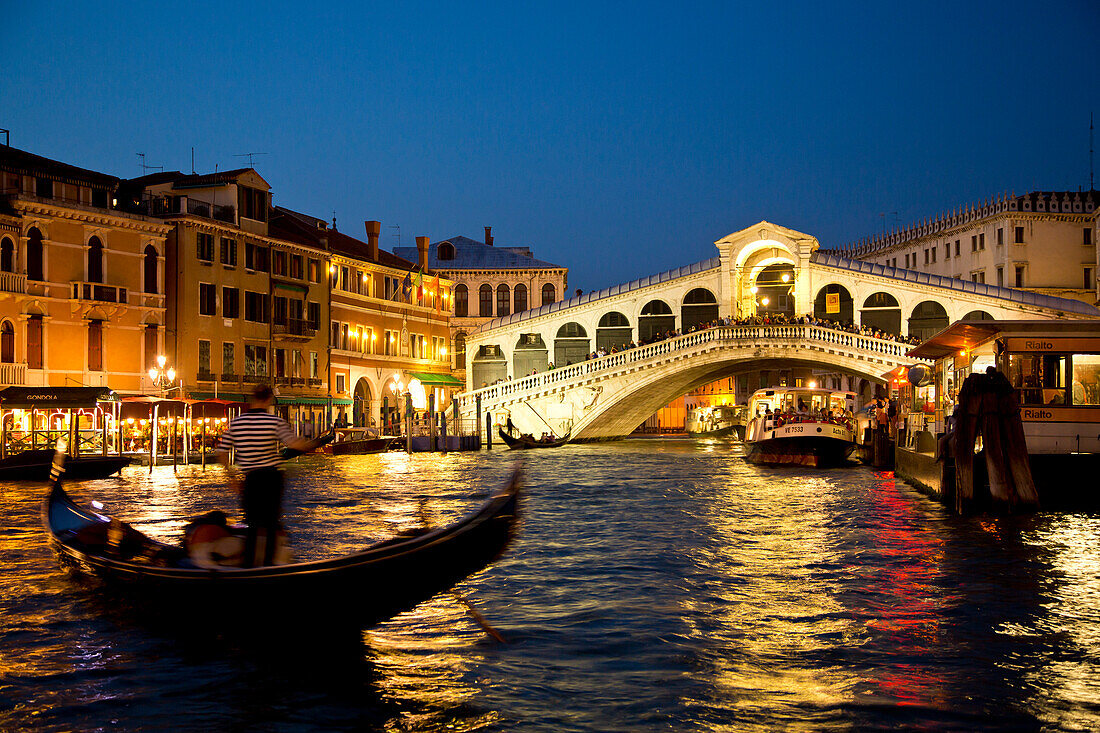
[
  {"x1": 760, "y1": 297, "x2": 770, "y2": 306},
  {"x1": 781, "y1": 273, "x2": 790, "y2": 283},
  {"x1": 749, "y1": 286, "x2": 759, "y2": 295},
  {"x1": 808, "y1": 380, "x2": 816, "y2": 389}
]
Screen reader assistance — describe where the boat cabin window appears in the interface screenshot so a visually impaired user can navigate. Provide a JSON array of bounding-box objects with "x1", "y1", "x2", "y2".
[
  {"x1": 1007, "y1": 353, "x2": 1067, "y2": 405},
  {"x1": 1071, "y1": 354, "x2": 1100, "y2": 405}
]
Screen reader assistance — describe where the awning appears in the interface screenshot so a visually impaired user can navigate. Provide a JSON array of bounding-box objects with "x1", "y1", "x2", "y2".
[
  {"x1": 409, "y1": 372, "x2": 464, "y2": 388},
  {"x1": 0, "y1": 386, "x2": 118, "y2": 409},
  {"x1": 188, "y1": 391, "x2": 248, "y2": 402},
  {"x1": 277, "y1": 396, "x2": 351, "y2": 406},
  {"x1": 272, "y1": 278, "x2": 308, "y2": 294}
]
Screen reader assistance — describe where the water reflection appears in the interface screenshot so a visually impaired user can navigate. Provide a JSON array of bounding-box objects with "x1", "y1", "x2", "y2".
[{"x1": 1, "y1": 443, "x2": 1098, "y2": 731}]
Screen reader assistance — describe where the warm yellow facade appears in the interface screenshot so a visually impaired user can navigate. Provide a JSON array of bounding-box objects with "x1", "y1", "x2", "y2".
[
  {"x1": 316, "y1": 225, "x2": 456, "y2": 428},
  {"x1": 0, "y1": 148, "x2": 170, "y2": 393}
]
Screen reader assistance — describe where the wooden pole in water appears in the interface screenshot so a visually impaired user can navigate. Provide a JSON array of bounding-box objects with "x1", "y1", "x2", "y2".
[
  {"x1": 201, "y1": 405, "x2": 207, "y2": 471},
  {"x1": 171, "y1": 410, "x2": 178, "y2": 473}
]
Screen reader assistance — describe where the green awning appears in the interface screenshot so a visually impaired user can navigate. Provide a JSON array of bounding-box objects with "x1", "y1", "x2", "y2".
[
  {"x1": 187, "y1": 391, "x2": 248, "y2": 402},
  {"x1": 0, "y1": 386, "x2": 118, "y2": 409},
  {"x1": 409, "y1": 372, "x2": 464, "y2": 388},
  {"x1": 278, "y1": 396, "x2": 351, "y2": 406},
  {"x1": 272, "y1": 279, "x2": 308, "y2": 293}
]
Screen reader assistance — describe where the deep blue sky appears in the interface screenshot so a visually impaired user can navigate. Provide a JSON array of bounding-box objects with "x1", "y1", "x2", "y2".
[{"x1": 4, "y1": 1, "x2": 1098, "y2": 292}]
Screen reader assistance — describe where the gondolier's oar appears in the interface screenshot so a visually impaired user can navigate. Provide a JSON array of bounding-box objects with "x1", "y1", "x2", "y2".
[{"x1": 416, "y1": 496, "x2": 508, "y2": 644}]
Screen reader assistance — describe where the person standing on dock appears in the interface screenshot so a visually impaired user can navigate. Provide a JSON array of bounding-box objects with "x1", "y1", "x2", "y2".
[{"x1": 217, "y1": 384, "x2": 322, "y2": 567}]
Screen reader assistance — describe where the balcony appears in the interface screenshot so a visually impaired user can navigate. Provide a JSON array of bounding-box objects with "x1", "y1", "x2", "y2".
[
  {"x1": 274, "y1": 376, "x2": 292, "y2": 386},
  {"x1": 71, "y1": 281, "x2": 127, "y2": 304},
  {"x1": 308, "y1": 377, "x2": 323, "y2": 388},
  {"x1": 196, "y1": 371, "x2": 216, "y2": 383},
  {"x1": 220, "y1": 373, "x2": 239, "y2": 383},
  {"x1": 0, "y1": 362, "x2": 26, "y2": 386},
  {"x1": 0, "y1": 271, "x2": 26, "y2": 294},
  {"x1": 272, "y1": 318, "x2": 317, "y2": 342},
  {"x1": 243, "y1": 374, "x2": 267, "y2": 384}
]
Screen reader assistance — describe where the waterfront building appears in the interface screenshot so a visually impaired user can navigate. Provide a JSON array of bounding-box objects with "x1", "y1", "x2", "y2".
[
  {"x1": 0, "y1": 144, "x2": 171, "y2": 393},
  {"x1": 394, "y1": 228, "x2": 567, "y2": 377},
  {"x1": 273, "y1": 213, "x2": 457, "y2": 429},
  {"x1": 836, "y1": 191, "x2": 1099, "y2": 305},
  {"x1": 121, "y1": 169, "x2": 331, "y2": 433}
]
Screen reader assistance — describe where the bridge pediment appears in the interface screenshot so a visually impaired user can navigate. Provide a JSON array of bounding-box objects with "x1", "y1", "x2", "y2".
[{"x1": 715, "y1": 221, "x2": 820, "y2": 270}]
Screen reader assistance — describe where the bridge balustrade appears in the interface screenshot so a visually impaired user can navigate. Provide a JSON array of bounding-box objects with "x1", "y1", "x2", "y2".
[{"x1": 457, "y1": 325, "x2": 924, "y2": 411}]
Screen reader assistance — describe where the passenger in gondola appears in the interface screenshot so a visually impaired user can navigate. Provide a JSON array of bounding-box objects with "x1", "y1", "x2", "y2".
[{"x1": 217, "y1": 384, "x2": 326, "y2": 567}]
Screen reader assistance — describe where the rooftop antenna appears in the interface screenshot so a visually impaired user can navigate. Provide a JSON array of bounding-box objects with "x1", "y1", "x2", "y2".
[
  {"x1": 1090, "y1": 112, "x2": 1094, "y2": 191},
  {"x1": 233, "y1": 152, "x2": 268, "y2": 168},
  {"x1": 136, "y1": 152, "x2": 163, "y2": 175},
  {"x1": 332, "y1": 210, "x2": 337, "y2": 230},
  {"x1": 191, "y1": 146, "x2": 195, "y2": 175},
  {"x1": 0, "y1": 128, "x2": 8, "y2": 146},
  {"x1": 389, "y1": 224, "x2": 401, "y2": 247},
  {"x1": 879, "y1": 211, "x2": 898, "y2": 235}
]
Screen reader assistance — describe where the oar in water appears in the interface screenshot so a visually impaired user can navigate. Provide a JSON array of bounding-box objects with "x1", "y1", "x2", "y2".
[{"x1": 416, "y1": 496, "x2": 508, "y2": 644}]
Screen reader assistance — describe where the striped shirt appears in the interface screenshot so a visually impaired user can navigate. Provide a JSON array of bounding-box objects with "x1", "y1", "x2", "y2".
[{"x1": 217, "y1": 409, "x2": 297, "y2": 471}]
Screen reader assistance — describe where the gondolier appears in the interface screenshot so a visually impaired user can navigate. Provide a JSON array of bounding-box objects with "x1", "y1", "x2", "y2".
[{"x1": 217, "y1": 384, "x2": 323, "y2": 567}]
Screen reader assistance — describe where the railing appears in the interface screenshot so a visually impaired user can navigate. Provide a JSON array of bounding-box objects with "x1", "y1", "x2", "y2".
[
  {"x1": 243, "y1": 374, "x2": 267, "y2": 383},
  {"x1": 272, "y1": 318, "x2": 317, "y2": 339},
  {"x1": 308, "y1": 377, "x2": 323, "y2": 387},
  {"x1": 196, "y1": 371, "x2": 216, "y2": 382},
  {"x1": 220, "y1": 373, "x2": 239, "y2": 383},
  {"x1": 0, "y1": 362, "x2": 26, "y2": 386},
  {"x1": 457, "y1": 324, "x2": 927, "y2": 411},
  {"x1": 71, "y1": 281, "x2": 127, "y2": 304},
  {"x1": 0, "y1": 271, "x2": 26, "y2": 294}
]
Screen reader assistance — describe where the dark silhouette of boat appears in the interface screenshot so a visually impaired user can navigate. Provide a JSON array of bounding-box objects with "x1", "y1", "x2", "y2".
[
  {"x1": 43, "y1": 460, "x2": 522, "y2": 628},
  {"x1": 498, "y1": 427, "x2": 570, "y2": 450},
  {"x1": 0, "y1": 449, "x2": 130, "y2": 481}
]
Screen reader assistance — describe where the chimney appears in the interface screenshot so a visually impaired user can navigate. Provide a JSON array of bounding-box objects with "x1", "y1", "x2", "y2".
[
  {"x1": 416, "y1": 236, "x2": 430, "y2": 270},
  {"x1": 364, "y1": 220, "x2": 380, "y2": 260},
  {"x1": 484, "y1": 226, "x2": 493, "y2": 246}
]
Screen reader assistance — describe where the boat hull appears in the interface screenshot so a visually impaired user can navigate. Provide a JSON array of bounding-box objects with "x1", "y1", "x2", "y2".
[
  {"x1": 328, "y1": 437, "x2": 394, "y2": 455},
  {"x1": 744, "y1": 422, "x2": 856, "y2": 467},
  {"x1": 43, "y1": 468, "x2": 521, "y2": 628},
  {"x1": 0, "y1": 450, "x2": 131, "y2": 481}
]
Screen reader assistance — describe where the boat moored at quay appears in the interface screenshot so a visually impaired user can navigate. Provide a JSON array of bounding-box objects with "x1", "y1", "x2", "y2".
[{"x1": 743, "y1": 387, "x2": 858, "y2": 467}]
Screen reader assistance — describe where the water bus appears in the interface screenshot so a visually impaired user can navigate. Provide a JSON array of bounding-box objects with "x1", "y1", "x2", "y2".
[
  {"x1": 685, "y1": 405, "x2": 746, "y2": 439},
  {"x1": 743, "y1": 387, "x2": 858, "y2": 467}
]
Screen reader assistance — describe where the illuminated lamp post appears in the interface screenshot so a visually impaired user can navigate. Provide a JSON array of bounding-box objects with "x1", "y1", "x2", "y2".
[{"x1": 147, "y1": 355, "x2": 177, "y2": 471}]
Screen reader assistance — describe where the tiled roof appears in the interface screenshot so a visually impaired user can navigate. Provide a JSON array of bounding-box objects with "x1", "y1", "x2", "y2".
[
  {"x1": 811, "y1": 252, "x2": 1100, "y2": 316},
  {"x1": 473, "y1": 257, "x2": 721, "y2": 333},
  {"x1": 0, "y1": 144, "x2": 118, "y2": 189},
  {"x1": 394, "y1": 235, "x2": 564, "y2": 270},
  {"x1": 269, "y1": 207, "x2": 419, "y2": 270},
  {"x1": 126, "y1": 168, "x2": 262, "y2": 190}
]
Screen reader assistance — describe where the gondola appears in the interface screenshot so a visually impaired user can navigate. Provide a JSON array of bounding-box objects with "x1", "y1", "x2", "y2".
[
  {"x1": 498, "y1": 427, "x2": 570, "y2": 450},
  {"x1": 43, "y1": 459, "x2": 522, "y2": 628},
  {"x1": 0, "y1": 449, "x2": 131, "y2": 481}
]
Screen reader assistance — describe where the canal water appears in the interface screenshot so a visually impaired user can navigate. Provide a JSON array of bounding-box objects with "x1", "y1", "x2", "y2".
[{"x1": 2, "y1": 439, "x2": 1098, "y2": 731}]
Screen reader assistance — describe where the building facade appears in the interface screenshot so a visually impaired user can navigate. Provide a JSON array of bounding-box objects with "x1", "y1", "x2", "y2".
[
  {"x1": 274, "y1": 214, "x2": 457, "y2": 429},
  {"x1": 0, "y1": 145, "x2": 171, "y2": 393},
  {"x1": 394, "y1": 228, "x2": 567, "y2": 376},
  {"x1": 123, "y1": 169, "x2": 331, "y2": 433},
  {"x1": 837, "y1": 190, "x2": 1099, "y2": 305}
]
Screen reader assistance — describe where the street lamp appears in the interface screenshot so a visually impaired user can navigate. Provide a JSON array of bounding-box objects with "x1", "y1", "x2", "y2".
[{"x1": 148, "y1": 355, "x2": 176, "y2": 392}]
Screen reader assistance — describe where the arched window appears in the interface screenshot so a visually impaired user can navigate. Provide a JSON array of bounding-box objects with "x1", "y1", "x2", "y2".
[
  {"x1": 454, "y1": 284, "x2": 468, "y2": 317},
  {"x1": 681, "y1": 288, "x2": 718, "y2": 331},
  {"x1": 514, "y1": 283, "x2": 528, "y2": 313},
  {"x1": 0, "y1": 321, "x2": 13, "y2": 363},
  {"x1": 438, "y1": 241, "x2": 455, "y2": 261},
  {"x1": 454, "y1": 332, "x2": 466, "y2": 366},
  {"x1": 541, "y1": 283, "x2": 556, "y2": 306},
  {"x1": 0, "y1": 237, "x2": 13, "y2": 273},
  {"x1": 87, "y1": 236, "x2": 104, "y2": 283},
  {"x1": 596, "y1": 312, "x2": 632, "y2": 351},
  {"x1": 479, "y1": 284, "x2": 493, "y2": 317},
  {"x1": 26, "y1": 228, "x2": 43, "y2": 281},
  {"x1": 143, "y1": 244, "x2": 158, "y2": 294},
  {"x1": 496, "y1": 283, "x2": 510, "y2": 317}
]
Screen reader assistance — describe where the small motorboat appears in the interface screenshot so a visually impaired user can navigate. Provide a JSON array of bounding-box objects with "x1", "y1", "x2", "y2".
[
  {"x1": 43, "y1": 458, "x2": 522, "y2": 629},
  {"x1": 0, "y1": 449, "x2": 131, "y2": 481},
  {"x1": 325, "y1": 428, "x2": 396, "y2": 455},
  {"x1": 498, "y1": 427, "x2": 570, "y2": 450}
]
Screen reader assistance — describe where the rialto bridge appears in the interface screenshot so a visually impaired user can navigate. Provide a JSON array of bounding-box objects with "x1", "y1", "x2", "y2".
[{"x1": 455, "y1": 222, "x2": 1098, "y2": 440}]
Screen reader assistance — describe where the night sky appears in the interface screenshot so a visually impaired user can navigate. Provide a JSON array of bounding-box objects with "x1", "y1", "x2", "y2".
[{"x1": 4, "y1": 1, "x2": 1098, "y2": 292}]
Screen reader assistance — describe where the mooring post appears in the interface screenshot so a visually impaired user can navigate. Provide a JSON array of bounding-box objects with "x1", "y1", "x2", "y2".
[
  {"x1": 405, "y1": 392, "x2": 414, "y2": 453},
  {"x1": 440, "y1": 411, "x2": 448, "y2": 454},
  {"x1": 485, "y1": 411, "x2": 492, "y2": 450}
]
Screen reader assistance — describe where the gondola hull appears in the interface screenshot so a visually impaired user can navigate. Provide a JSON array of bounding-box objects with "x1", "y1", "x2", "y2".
[
  {"x1": 43, "y1": 468, "x2": 521, "y2": 628},
  {"x1": 327, "y1": 437, "x2": 395, "y2": 455},
  {"x1": 498, "y1": 428, "x2": 569, "y2": 450},
  {"x1": 0, "y1": 449, "x2": 131, "y2": 481}
]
